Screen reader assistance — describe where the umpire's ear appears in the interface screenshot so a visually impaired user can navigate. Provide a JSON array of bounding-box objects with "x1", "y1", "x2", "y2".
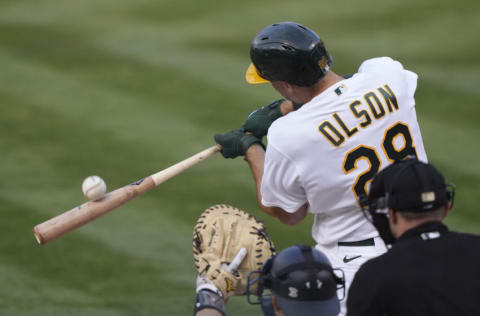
[
  {"x1": 443, "y1": 204, "x2": 451, "y2": 218},
  {"x1": 389, "y1": 209, "x2": 398, "y2": 225}
]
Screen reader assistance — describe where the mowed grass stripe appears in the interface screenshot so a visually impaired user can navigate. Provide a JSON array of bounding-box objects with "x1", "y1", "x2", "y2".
[
  {"x1": 0, "y1": 19, "x2": 270, "y2": 127},
  {"x1": 0, "y1": 198, "x2": 256, "y2": 316},
  {"x1": 0, "y1": 199, "x2": 177, "y2": 297},
  {"x1": 418, "y1": 116, "x2": 480, "y2": 234},
  {"x1": 0, "y1": 196, "x2": 206, "y2": 315},
  {"x1": 0, "y1": 46, "x2": 227, "y2": 166},
  {"x1": 0, "y1": 26, "x2": 244, "y2": 137}
]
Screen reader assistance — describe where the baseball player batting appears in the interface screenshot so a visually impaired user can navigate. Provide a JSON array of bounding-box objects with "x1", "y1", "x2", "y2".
[{"x1": 214, "y1": 22, "x2": 428, "y2": 315}]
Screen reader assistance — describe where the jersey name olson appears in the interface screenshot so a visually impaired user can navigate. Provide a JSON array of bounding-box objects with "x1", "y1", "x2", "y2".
[{"x1": 319, "y1": 84, "x2": 398, "y2": 147}]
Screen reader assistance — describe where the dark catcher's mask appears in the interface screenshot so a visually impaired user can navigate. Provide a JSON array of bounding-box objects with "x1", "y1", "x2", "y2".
[{"x1": 247, "y1": 245, "x2": 344, "y2": 316}]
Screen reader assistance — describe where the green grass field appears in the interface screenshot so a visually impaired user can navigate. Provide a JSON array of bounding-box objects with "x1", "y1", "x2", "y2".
[{"x1": 1, "y1": 0, "x2": 479, "y2": 315}]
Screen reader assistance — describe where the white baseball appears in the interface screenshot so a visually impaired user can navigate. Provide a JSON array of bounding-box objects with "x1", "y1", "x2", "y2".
[{"x1": 82, "y1": 175, "x2": 107, "y2": 201}]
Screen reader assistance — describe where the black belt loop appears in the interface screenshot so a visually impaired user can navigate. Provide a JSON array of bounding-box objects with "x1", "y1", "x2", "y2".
[{"x1": 338, "y1": 238, "x2": 375, "y2": 247}]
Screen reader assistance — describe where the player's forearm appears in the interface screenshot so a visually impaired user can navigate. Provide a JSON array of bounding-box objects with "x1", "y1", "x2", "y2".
[
  {"x1": 244, "y1": 145, "x2": 279, "y2": 220},
  {"x1": 245, "y1": 144, "x2": 268, "y2": 212}
]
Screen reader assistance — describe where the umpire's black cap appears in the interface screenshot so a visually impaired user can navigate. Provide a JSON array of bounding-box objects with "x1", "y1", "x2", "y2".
[{"x1": 368, "y1": 158, "x2": 454, "y2": 213}]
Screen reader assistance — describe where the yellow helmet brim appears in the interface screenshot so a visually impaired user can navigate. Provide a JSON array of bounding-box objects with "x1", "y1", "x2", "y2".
[{"x1": 245, "y1": 63, "x2": 269, "y2": 84}]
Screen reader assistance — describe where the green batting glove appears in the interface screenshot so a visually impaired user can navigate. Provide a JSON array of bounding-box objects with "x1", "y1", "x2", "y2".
[
  {"x1": 214, "y1": 128, "x2": 263, "y2": 159},
  {"x1": 243, "y1": 99, "x2": 285, "y2": 138}
]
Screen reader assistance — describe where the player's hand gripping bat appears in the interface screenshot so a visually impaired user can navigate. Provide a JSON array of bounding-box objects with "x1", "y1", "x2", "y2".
[{"x1": 33, "y1": 145, "x2": 221, "y2": 245}]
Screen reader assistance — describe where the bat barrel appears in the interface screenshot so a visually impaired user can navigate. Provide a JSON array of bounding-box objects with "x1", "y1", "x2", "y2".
[
  {"x1": 34, "y1": 177, "x2": 156, "y2": 245},
  {"x1": 34, "y1": 199, "x2": 118, "y2": 245}
]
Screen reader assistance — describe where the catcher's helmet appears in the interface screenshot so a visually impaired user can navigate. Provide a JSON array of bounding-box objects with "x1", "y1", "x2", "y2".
[
  {"x1": 246, "y1": 22, "x2": 333, "y2": 87},
  {"x1": 247, "y1": 245, "x2": 344, "y2": 316}
]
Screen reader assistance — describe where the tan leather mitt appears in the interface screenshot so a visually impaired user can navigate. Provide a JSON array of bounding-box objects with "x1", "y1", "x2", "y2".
[{"x1": 192, "y1": 204, "x2": 275, "y2": 299}]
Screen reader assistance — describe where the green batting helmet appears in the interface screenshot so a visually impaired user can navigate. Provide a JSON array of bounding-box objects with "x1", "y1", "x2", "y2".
[{"x1": 246, "y1": 22, "x2": 333, "y2": 87}]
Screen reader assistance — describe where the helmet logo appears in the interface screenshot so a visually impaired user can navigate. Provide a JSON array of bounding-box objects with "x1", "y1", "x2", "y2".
[
  {"x1": 318, "y1": 56, "x2": 329, "y2": 70},
  {"x1": 288, "y1": 287, "x2": 299, "y2": 298},
  {"x1": 317, "y1": 279, "x2": 323, "y2": 289}
]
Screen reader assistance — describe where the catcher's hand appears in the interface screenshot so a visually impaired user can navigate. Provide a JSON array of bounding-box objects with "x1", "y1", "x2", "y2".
[
  {"x1": 192, "y1": 205, "x2": 275, "y2": 300},
  {"x1": 195, "y1": 248, "x2": 247, "y2": 300}
]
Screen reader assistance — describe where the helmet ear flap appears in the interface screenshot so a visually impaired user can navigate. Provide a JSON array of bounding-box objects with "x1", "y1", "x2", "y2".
[{"x1": 261, "y1": 256, "x2": 275, "y2": 288}]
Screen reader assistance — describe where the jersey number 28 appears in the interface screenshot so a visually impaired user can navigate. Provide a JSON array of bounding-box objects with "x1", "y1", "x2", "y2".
[{"x1": 342, "y1": 122, "x2": 417, "y2": 202}]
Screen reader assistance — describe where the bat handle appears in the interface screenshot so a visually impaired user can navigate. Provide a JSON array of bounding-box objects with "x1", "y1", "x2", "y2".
[{"x1": 150, "y1": 144, "x2": 221, "y2": 186}]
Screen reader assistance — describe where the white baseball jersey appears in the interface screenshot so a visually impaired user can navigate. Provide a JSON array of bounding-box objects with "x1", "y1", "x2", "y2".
[{"x1": 261, "y1": 57, "x2": 427, "y2": 247}]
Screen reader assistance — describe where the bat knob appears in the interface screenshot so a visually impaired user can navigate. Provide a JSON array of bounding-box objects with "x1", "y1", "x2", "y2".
[{"x1": 33, "y1": 226, "x2": 45, "y2": 245}]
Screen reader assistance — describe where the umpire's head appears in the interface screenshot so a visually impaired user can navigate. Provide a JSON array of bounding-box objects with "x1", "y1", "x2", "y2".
[
  {"x1": 362, "y1": 158, "x2": 455, "y2": 244},
  {"x1": 247, "y1": 245, "x2": 344, "y2": 316}
]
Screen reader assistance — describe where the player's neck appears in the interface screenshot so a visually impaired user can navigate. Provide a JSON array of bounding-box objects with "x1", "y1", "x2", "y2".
[
  {"x1": 313, "y1": 71, "x2": 344, "y2": 95},
  {"x1": 287, "y1": 71, "x2": 344, "y2": 104},
  {"x1": 300, "y1": 71, "x2": 344, "y2": 103}
]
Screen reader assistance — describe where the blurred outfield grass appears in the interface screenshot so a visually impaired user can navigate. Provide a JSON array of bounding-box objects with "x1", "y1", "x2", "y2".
[{"x1": 0, "y1": 0, "x2": 479, "y2": 315}]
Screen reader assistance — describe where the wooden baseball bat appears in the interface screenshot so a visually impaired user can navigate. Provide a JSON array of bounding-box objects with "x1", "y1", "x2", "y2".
[{"x1": 33, "y1": 144, "x2": 221, "y2": 245}]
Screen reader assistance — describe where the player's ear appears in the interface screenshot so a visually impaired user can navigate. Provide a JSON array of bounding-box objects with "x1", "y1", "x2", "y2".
[
  {"x1": 271, "y1": 81, "x2": 287, "y2": 94},
  {"x1": 283, "y1": 81, "x2": 297, "y2": 96}
]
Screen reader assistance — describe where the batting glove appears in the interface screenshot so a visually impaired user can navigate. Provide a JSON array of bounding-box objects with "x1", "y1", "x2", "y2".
[
  {"x1": 243, "y1": 99, "x2": 284, "y2": 138},
  {"x1": 214, "y1": 128, "x2": 263, "y2": 159}
]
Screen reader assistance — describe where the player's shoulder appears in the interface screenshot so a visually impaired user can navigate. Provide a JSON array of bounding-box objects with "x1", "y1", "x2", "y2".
[
  {"x1": 357, "y1": 56, "x2": 406, "y2": 74},
  {"x1": 355, "y1": 57, "x2": 418, "y2": 95}
]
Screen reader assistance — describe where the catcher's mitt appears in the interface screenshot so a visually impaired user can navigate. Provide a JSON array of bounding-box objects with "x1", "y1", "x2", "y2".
[{"x1": 193, "y1": 204, "x2": 275, "y2": 299}]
